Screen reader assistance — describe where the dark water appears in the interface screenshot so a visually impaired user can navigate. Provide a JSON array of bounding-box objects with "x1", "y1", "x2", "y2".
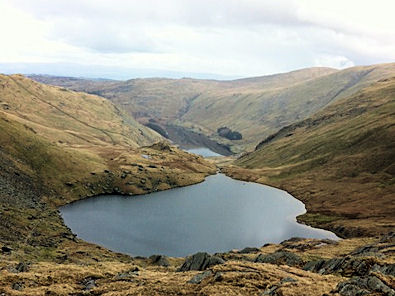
[
  {"x1": 61, "y1": 174, "x2": 338, "y2": 257},
  {"x1": 186, "y1": 147, "x2": 222, "y2": 157}
]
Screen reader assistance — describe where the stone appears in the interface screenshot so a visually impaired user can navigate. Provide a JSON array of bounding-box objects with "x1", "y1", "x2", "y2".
[
  {"x1": 303, "y1": 256, "x2": 384, "y2": 277},
  {"x1": 239, "y1": 247, "x2": 260, "y2": 254},
  {"x1": 303, "y1": 259, "x2": 326, "y2": 272},
  {"x1": 379, "y1": 231, "x2": 395, "y2": 243},
  {"x1": 188, "y1": 270, "x2": 213, "y2": 284},
  {"x1": 149, "y1": 255, "x2": 170, "y2": 267},
  {"x1": 114, "y1": 267, "x2": 139, "y2": 281},
  {"x1": 15, "y1": 262, "x2": 30, "y2": 273},
  {"x1": 371, "y1": 263, "x2": 395, "y2": 276},
  {"x1": 263, "y1": 285, "x2": 279, "y2": 295},
  {"x1": 177, "y1": 252, "x2": 225, "y2": 271},
  {"x1": 280, "y1": 277, "x2": 297, "y2": 284},
  {"x1": 214, "y1": 272, "x2": 224, "y2": 282},
  {"x1": 12, "y1": 282, "x2": 24, "y2": 291},
  {"x1": 336, "y1": 276, "x2": 395, "y2": 296},
  {"x1": 255, "y1": 251, "x2": 303, "y2": 267},
  {"x1": 81, "y1": 277, "x2": 97, "y2": 290}
]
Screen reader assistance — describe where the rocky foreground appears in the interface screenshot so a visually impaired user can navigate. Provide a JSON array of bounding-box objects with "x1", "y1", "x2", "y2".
[{"x1": 1, "y1": 233, "x2": 394, "y2": 295}]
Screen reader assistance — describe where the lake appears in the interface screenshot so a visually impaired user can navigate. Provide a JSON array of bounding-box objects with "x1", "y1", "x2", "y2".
[
  {"x1": 61, "y1": 174, "x2": 338, "y2": 257},
  {"x1": 186, "y1": 147, "x2": 223, "y2": 157}
]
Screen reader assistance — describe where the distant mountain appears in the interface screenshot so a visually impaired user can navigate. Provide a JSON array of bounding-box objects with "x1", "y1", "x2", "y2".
[
  {"x1": 227, "y1": 77, "x2": 395, "y2": 237},
  {"x1": 0, "y1": 62, "x2": 236, "y2": 80},
  {"x1": 29, "y1": 63, "x2": 395, "y2": 152}
]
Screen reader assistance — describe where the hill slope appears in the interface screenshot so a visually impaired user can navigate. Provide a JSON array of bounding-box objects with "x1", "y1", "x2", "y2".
[
  {"x1": 0, "y1": 75, "x2": 216, "y2": 258},
  {"x1": 224, "y1": 77, "x2": 395, "y2": 237},
  {"x1": 0, "y1": 74, "x2": 162, "y2": 147},
  {"x1": 30, "y1": 64, "x2": 395, "y2": 152}
]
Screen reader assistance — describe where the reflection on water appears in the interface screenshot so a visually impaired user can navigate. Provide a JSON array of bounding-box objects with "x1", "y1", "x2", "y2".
[{"x1": 61, "y1": 174, "x2": 338, "y2": 257}]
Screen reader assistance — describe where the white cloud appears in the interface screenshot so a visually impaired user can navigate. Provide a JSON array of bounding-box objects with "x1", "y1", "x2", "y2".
[{"x1": 0, "y1": 0, "x2": 394, "y2": 78}]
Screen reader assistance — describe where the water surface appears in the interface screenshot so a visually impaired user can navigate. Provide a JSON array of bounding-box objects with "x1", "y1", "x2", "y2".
[
  {"x1": 186, "y1": 147, "x2": 223, "y2": 157},
  {"x1": 61, "y1": 174, "x2": 338, "y2": 257}
]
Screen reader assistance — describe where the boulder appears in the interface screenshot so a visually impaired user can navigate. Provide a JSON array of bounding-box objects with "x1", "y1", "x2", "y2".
[
  {"x1": 239, "y1": 247, "x2": 260, "y2": 254},
  {"x1": 11, "y1": 282, "x2": 24, "y2": 291},
  {"x1": 178, "y1": 252, "x2": 225, "y2": 271},
  {"x1": 255, "y1": 251, "x2": 303, "y2": 267},
  {"x1": 149, "y1": 255, "x2": 170, "y2": 267},
  {"x1": 188, "y1": 270, "x2": 213, "y2": 284},
  {"x1": 15, "y1": 262, "x2": 30, "y2": 273},
  {"x1": 336, "y1": 276, "x2": 395, "y2": 296},
  {"x1": 81, "y1": 277, "x2": 97, "y2": 290},
  {"x1": 302, "y1": 257, "x2": 389, "y2": 277}
]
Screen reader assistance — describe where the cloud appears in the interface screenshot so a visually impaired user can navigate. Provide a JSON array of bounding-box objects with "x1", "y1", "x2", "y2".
[{"x1": 1, "y1": 0, "x2": 394, "y2": 78}]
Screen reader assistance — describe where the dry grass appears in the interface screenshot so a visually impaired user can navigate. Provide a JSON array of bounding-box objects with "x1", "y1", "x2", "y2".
[
  {"x1": 223, "y1": 77, "x2": 395, "y2": 237},
  {"x1": 31, "y1": 63, "x2": 395, "y2": 152}
]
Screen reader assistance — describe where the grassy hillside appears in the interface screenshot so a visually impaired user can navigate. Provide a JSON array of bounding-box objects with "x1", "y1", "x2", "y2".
[
  {"x1": 1, "y1": 75, "x2": 394, "y2": 296},
  {"x1": 0, "y1": 74, "x2": 162, "y2": 147},
  {"x1": 0, "y1": 75, "x2": 216, "y2": 259},
  {"x1": 30, "y1": 64, "x2": 395, "y2": 152},
  {"x1": 223, "y1": 77, "x2": 395, "y2": 237}
]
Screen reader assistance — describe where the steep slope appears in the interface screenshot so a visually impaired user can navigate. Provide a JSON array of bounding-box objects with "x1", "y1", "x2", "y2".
[
  {"x1": 224, "y1": 77, "x2": 395, "y2": 237},
  {"x1": 30, "y1": 64, "x2": 395, "y2": 152},
  {"x1": 29, "y1": 67, "x2": 338, "y2": 151},
  {"x1": 0, "y1": 74, "x2": 161, "y2": 147},
  {"x1": 0, "y1": 75, "x2": 216, "y2": 259}
]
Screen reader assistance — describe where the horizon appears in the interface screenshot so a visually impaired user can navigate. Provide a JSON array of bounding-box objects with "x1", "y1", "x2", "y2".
[
  {"x1": 2, "y1": 61, "x2": 394, "y2": 81},
  {"x1": 1, "y1": 0, "x2": 394, "y2": 79}
]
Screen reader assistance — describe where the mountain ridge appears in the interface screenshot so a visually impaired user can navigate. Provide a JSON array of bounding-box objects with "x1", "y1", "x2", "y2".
[{"x1": 28, "y1": 63, "x2": 395, "y2": 152}]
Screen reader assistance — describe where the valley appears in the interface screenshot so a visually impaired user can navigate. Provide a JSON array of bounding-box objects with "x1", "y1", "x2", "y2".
[
  {"x1": 31, "y1": 63, "x2": 395, "y2": 153},
  {"x1": 0, "y1": 65, "x2": 394, "y2": 295}
]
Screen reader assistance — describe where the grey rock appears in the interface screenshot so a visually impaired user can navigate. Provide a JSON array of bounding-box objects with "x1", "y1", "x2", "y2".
[
  {"x1": 188, "y1": 270, "x2": 213, "y2": 284},
  {"x1": 303, "y1": 259, "x2": 326, "y2": 272},
  {"x1": 255, "y1": 251, "x2": 303, "y2": 267},
  {"x1": 114, "y1": 267, "x2": 139, "y2": 281},
  {"x1": 14, "y1": 262, "x2": 30, "y2": 273},
  {"x1": 239, "y1": 247, "x2": 260, "y2": 254},
  {"x1": 149, "y1": 255, "x2": 170, "y2": 267},
  {"x1": 379, "y1": 231, "x2": 395, "y2": 243},
  {"x1": 303, "y1": 256, "x2": 393, "y2": 277},
  {"x1": 263, "y1": 285, "x2": 279, "y2": 295},
  {"x1": 280, "y1": 277, "x2": 297, "y2": 284},
  {"x1": 214, "y1": 272, "x2": 224, "y2": 282},
  {"x1": 336, "y1": 276, "x2": 395, "y2": 296},
  {"x1": 371, "y1": 263, "x2": 395, "y2": 276},
  {"x1": 178, "y1": 252, "x2": 225, "y2": 271},
  {"x1": 12, "y1": 282, "x2": 24, "y2": 291},
  {"x1": 351, "y1": 244, "x2": 382, "y2": 258},
  {"x1": 81, "y1": 277, "x2": 97, "y2": 290}
]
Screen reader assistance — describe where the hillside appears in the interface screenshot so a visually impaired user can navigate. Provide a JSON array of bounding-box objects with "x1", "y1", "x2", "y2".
[
  {"x1": 0, "y1": 75, "x2": 216, "y2": 259},
  {"x1": 30, "y1": 63, "x2": 395, "y2": 152},
  {"x1": 223, "y1": 77, "x2": 395, "y2": 238},
  {"x1": 0, "y1": 74, "x2": 162, "y2": 148},
  {"x1": 0, "y1": 75, "x2": 394, "y2": 296}
]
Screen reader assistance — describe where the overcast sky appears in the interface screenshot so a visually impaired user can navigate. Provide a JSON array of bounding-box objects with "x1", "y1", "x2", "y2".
[{"x1": 1, "y1": 0, "x2": 394, "y2": 79}]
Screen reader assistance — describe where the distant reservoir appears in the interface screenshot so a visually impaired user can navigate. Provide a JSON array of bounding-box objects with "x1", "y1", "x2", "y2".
[{"x1": 61, "y1": 174, "x2": 338, "y2": 257}]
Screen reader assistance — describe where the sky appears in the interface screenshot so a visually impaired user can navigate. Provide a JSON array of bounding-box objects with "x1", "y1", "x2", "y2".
[{"x1": 0, "y1": 0, "x2": 394, "y2": 79}]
